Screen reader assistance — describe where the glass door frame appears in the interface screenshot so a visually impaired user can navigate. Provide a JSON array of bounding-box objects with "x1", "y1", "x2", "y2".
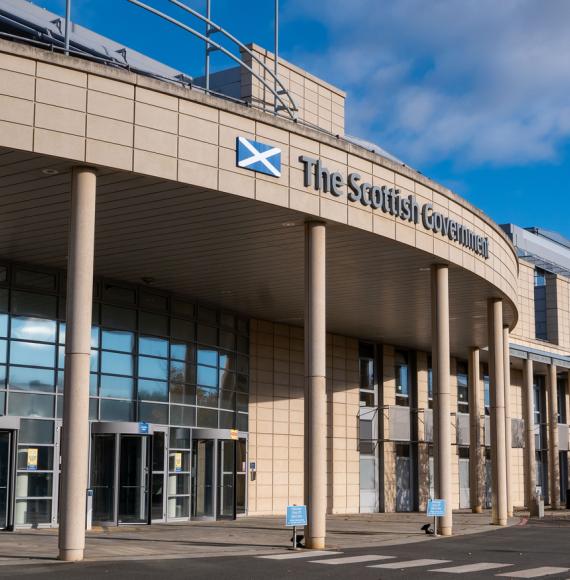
[
  {"x1": 150, "y1": 425, "x2": 167, "y2": 523},
  {"x1": 0, "y1": 425, "x2": 18, "y2": 531}
]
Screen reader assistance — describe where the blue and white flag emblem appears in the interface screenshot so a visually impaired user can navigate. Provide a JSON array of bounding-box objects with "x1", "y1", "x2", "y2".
[{"x1": 236, "y1": 136, "x2": 281, "y2": 177}]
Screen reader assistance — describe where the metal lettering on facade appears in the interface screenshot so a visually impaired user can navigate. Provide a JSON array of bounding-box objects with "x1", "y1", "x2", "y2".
[{"x1": 299, "y1": 156, "x2": 490, "y2": 259}]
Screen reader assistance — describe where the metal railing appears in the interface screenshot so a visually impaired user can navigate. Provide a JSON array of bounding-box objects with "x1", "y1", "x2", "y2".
[{"x1": 127, "y1": 0, "x2": 298, "y2": 120}]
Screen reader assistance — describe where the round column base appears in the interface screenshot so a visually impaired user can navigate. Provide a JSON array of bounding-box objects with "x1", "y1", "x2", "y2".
[
  {"x1": 58, "y1": 548, "x2": 84, "y2": 562},
  {"x1": 439, "y1": 527, "x2": 452, "y2": 537},
  {"x1": 305, "y1": 538, "x2": 326, "y2": 550},
  {"x1": 472, "y1": 506, "x2": 483, "y2": 514}
]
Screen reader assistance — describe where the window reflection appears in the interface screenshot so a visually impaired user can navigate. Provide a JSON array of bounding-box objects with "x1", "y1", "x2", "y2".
[
  {"x1": 9, "y1": 367, "x2": 55, "y2": 392},
  {"x1": 100, "y1": 375, "x2": 134, "y2": 399},
  {"x1": 197, "y1": 365, "x2": 217, "y2": 388},
  {"x1": 102, "y1": 330, "x2": 134, "y2": 353},
  {"x1": 11, "y1": 317, "x2": 56, "y2": 342},
  {"x1": 197, "y1": 385, "x2": 218, "y2": 407},
  {"x1": 101, "y1": 351, "x2": 133, "y2": 376},
  {"x1": 170, "y1": 361, "x2": 195, "y2": 385},
  {"x1": 138, "y1": 356, "x2": 168, "y2": 381},
  {"x1": 10, "y1": 342, "x2": 55, "y2": 368},
  {"x1": 138, "y1": 379, "x2": 168, "y2": 402},
  {"x1": 139, "y1": 336, "x2": 168, "y2": 358},
  {"x1": 169, "y1": 383, "x2": 195, "y2": 405},
  {"x1": 197, "y1": 348, "x2": 217, "y2": 367}
]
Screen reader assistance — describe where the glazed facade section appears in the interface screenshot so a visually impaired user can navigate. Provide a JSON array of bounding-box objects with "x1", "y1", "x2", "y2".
[{"x1": 0, "y1": 262, "x2": 249, "y2": 527}]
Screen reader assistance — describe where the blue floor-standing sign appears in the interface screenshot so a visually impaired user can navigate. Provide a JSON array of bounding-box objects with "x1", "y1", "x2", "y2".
[
  {"x1": 427, "y1": 499, "x2": 446, "y2": 536},
  {"x1": 286, "y1": 505, "x2": 307, "y2": 551}
]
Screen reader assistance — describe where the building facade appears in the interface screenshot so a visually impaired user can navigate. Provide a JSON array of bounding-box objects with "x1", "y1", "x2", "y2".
[{"x1": 0, "y1": 0, "x2": 568, "y2": 560}]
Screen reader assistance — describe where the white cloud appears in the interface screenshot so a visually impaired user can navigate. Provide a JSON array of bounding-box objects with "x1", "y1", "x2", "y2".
[{"x1": 283, "y1": 0, "x2": 570, "y2": 167}]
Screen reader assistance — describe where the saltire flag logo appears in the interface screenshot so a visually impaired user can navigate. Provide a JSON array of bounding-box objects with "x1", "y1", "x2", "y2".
[{"x1": 236, "y1": 136, "x2": 281, "y2": 178}]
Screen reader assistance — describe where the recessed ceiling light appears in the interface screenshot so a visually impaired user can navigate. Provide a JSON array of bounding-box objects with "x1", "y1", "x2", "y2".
[
  {"x1": 281, "y1": 221, "x2": 297, "y2": 227},
  {"x1": 141, "y1": 277, "x2": 155, "y2": 285},
  {"x1": 41, "y1": 168, "x2": 59, "y2": 175},
  {"x1": 419, "y1": 267, "x2": 431, "y2": 272}
]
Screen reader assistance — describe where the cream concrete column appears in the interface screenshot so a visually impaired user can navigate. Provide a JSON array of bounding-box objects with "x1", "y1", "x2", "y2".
[
  {"x1": 304, "y1": 221, "x2": 327, "y2": 549},
  {"x1": 547, "y1": 363, "x2": 560, "y2": 509},
  {"x1": 523, "y1": 358, "x2": 537, "y2": 509},
  {"x1": 503, "y1": 326, "x2": 513, "y2": 517},
  {"x1": 488, "y1": 298, "x2": 508, "y2": 526},
  {"x1": 431, "y1": 264, "x2": 452, "y2": 535},
  {"x1": 468, "y1": 347, "x2": 482, "y2": 513},
  {"x1": 58, "y1": 167, "x2": 97, "y2": 562}
]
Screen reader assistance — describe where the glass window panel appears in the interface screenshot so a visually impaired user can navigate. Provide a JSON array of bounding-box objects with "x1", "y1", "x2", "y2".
[
  {"x1": 219, "y1": 370, "x2": 235, "y2": 390},
  {"x1": 19, "y1": 419, "x2": 54, "y2": 444},
  {"x1": 236, "y1": 374, "x2": 248, "y2": 394},
  {"x1": 0, "y1": 365, "x2": 6, "y2": 387},
  {"x1": 140, "y1": 311, "x2": 168, "y2": 337},
  {"x1": 236, "y1": 336, "x2": 249, "y2": 354},
  {"x1": 0, "y1": 288, "x2": 7, "y2": 312},
  {"x1": 99, "y1": 375, "x2": 134, "y2": 399},
  {"x1": 169, "y1": 405, "x2": 195, "y2": 427},
  {"x1": 220, "y1": 390, "x2": 235, "y2": 411},
  {"x1": 197, "y1": 408, "x2": 218, "y2": 428},
  {"x1": 103, "y1": 283, "x2": 136, "y2": 304},
  {"x1": 56, "y1": 395, "x2": 63, "y2": 419},
  {"x1": 100, "y1": 399, "x2": 134, "y2": 421},
  {"x1": 57, "y1": 346, "x2": 65, "y2": 370},
  {"x1": 101, "y1": 305, "x2": 136, "y2": 331},
  {"x1": 197, "y1": 386, "x2": 218, "y2": 408},
  {"x1": 197, "y1": 348, "x2": 217, "y2": 367},
  {"x1": 0, "y1": 313, "x2": 7, "y2": 338},
  {"x1": 236, "y1": 393, "x2": 248, "y2": 413},
  {"x1": 10, "y1": 341, "x2": 55, "y2": 368},
  {"x1": 58, "y1": 322, "x2": 66, "y2": 345},
  {"x1": 101, "y1": 330, "x2": 134, "y2": 353},
  {"x1": 219, "y1": 331, "x2": 235, "y2": 351},
  {"x1": 219, "y1": 411, "x2": 235, "y2": 429},
  {"x1": 0, "y1": 339, "x2": 6, "y2": 364},
  {"x1": 236, "y1": 355, "x2": 248, "y2": 375},
  {"x1": 167, "y1": 495, "x2": 190, "y2": 519},
  {"x1": 139, "y1": 402, "x2": 168, "y2": 424},
  {"x1": 197, "y1": 325, "x2": 217, "y2": 346},
  {"x1": 138, "y1": 356, "x2": 168, "y2": 381},
  {"x1": 15, "y1": 499, "x2": 52, "y2": 525},
  {"x1": 91, "y1": 326, "x2": 100, "y2": 348},
  {"x1": 9, "y1": 367, "x2": 55, "y2": 392},
  {"x1": 14, "y1": 269, "x2": 56, "y2": 290},
  {"x1": 197, "y1": 365, "x2": 217, "y2": 388},
  {"x1": 11, "y1": 317, "x2": 56, "y2": 343},
  {"x1": 89, "y1": 373, "x2": 98, "y2": 396},
  {"x1": 169, "y1": 427, "x2": 191, "y2": 449},
  {"x1": 16, "y1": 473, "x2": 53, "y2": 498},
  {"x1": 197, "y1": 306, "x2": 216, "y2": 324},
  {"x1": 12, "y1": 291, "x2": 57, "y2": 318},
  {"x1": 171, "y1": 319, "x2": 194, "y2": 341},
  {"x1": 140, "y1": 291, "x2": 168, "y2": 312},
  {"x1": 89, "y1": 397, "x2": 98, "y2": 420},
  {"x1": 171, "y1": 300, "x2": 194, "y2": 319},
  {"x1": 167, "y1": 471, "x2": 190, "y2": 492},
  {"x1": 170, "y1": 361, "x2": 195, "y2": 385},
  {"x1": 220, "y1": 312, "x2": 235, "y2": 329},
  {"x1": 17, "y1": 446, "x2": 53, "y2": 470},
  {"x1": 236, "y1": 413, "x2": 248, "y2": 431},
  {"x1": 139, "y1": 336, "x2": 168, "y2": 358},
  {"x1": 170, "y1": 342, "x2": 194, "y2": 362},
  {"x1": 169, "y1": 383, "x2": 195, "y2": 406},
  {"x1": 90, "y1": 349, "x2": 99, "y2": 373},
  {"x1": 219, "y1": 352, "x2": 235, "y2": 371},
  {"x1": 9, "y1": 392, "x2": 54, "y2": 417},
  {"x1": 138, "y1": 379, "x2": 168, "y2": 402},
  {"x1": 0, "y1": 391, "x2": 5, "y2": 415},
  {"x1": 101, "y1": 351, "x2": 133, "y2": 376}
]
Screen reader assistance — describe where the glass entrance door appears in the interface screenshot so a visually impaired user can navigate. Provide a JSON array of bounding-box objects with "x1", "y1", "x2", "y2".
[
  {"x1": 0, "y1": 431, "x2": 13, "y2": 530},
  {"x1": 192, "y1": 440, "x2": 214, "y2": 518},
  {"x1": 218, "y1": 440, "x2": 235, "y2": 518},
  {"x1": 91, "y1": 433, "x2": 152, "y2": 525},
  {"x1": 118, "y1": 436, "x2": 149, "y2": 524}
]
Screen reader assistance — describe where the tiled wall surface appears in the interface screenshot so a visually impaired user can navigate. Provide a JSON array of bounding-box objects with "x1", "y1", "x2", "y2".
[
  {"x1": 240, "y1": 44, "x2": 345, "y2": 136},
  {"x1": 248, "y1": 320, "x2": 359, "y2": 516}
]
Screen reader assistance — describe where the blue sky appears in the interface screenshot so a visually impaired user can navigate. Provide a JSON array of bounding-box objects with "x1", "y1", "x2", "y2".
[{"x1": 33, "y1": 0, "x2": 570, "y2": 237}]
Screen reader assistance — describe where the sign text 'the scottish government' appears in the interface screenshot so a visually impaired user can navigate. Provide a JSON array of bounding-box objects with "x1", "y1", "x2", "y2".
[{"x1": 299, "y1": 156, "x2": 490, "y2": 259}]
